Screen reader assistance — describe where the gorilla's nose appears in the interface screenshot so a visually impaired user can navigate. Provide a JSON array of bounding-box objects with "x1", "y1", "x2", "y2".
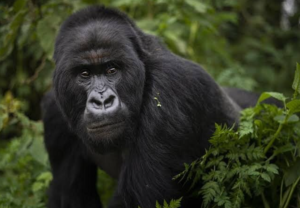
[{"x1": 86, "y1": 89, "x2": 119, "y2": 114}]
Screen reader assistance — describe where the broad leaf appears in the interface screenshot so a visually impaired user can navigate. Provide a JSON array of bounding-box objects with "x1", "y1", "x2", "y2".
[
  {"x1": 37, "y1": 15, "x2": 61, "y2": 59},
  {"x1": 284, "y1": 159, "x2": 300, "y2": 187},
  {"x1": 287, "y1": 99, "x2": 300, "y2": 114},
  {"x1": 257, "y1": 92, "x2": 286, "y2": 105}
]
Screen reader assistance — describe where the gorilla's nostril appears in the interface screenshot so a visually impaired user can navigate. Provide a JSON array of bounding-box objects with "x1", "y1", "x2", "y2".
[
  {"x1": 104, "y1": 95, "x2": 115, "y2": 109},
  {"x1": 91, "y1": 98, "x2": 103, "y2": 109}
]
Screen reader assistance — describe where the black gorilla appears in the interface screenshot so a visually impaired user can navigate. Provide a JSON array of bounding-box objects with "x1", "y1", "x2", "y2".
[{"x1": 42, "y1": 5, "x2": 245, "y2": 208}]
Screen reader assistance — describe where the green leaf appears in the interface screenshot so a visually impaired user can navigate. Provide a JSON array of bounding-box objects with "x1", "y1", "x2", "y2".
[
  {"x1": 257, "y1": 92, "x2": 286, "y2": 105},
  {"x1": 287, "y1": 99, "x2": 300, "y2": 114},
  {"x1": 37, "y1": 15, "x2": 62, "y2": 59},
  {"x1": 168, "y1": 198, "x2": 182, "y2": 208},
  {"x1": 287, "y1": 114, "x2": 299, "y2": 123},
  {"x1": 292, "y1": 63, "x2": 300, "y2": 94},
  {"x1": 185, "y1": 0, "x2": 208, "y2": 13},
  {"x1": 261, "y1": 173, "x2": 271, "y2": 182},
  {"x1": 28, "y1": 136, "x2": 49, "y2": 166},
  {"x1": 238, "y1": 119, "x2": 253, "y2": 138},
  {"x1": 163, "y1": 200, "x2": 168, "y2": 208},
  {"x1": 0, "y1": 113, "x2": 8, "y2": 131},
  {"x1": 231, "y1": 190, "x2": 244, "y2": 208},
  {"x1": 273, "y1": 144, "x2": 295, "y2": 156},
  {"x1": 284, "y1": 159, "x2": 300, "y2": 187},
  {"x1": 37, "y1": 171, "x2": 52, "y2": 181},
  {"x1": 31, "y1": 182, "x2": 44, "y2": 192},
  {"x1": 13, "y1": 0, "x2": 27, "y2": 12},
  {"x1": 247, "y1": 164, "x2": 261, "y2": 176},
  {"x1": 164, "y1": 31, "x2": 187, "y2": 54},
  {"x1": 216, "y1": 12, "x2": 238, "y2": 24},
  {"x1": 0, "y1": 10, "x2": 27, "y2": 61},
  {"x1": 274, "y1": 115, "x2": 285, "y2": 124},
  {"x1": 200, "y1": 181, "x2": 220, "y2": 206},
  {"x1": 111, "y1": 0, "x2": 141, "y2": 7},
  {"x1": 275, "y1": 113, "x2": 298, "y2": 124},
  {"x1": 31, "y1": 172, "x2": 52, "y2": 193},
  {"x1": 16, "y1": 112, "x2": 30, "y2": 127},
  {"x1": 264, "y1": 164, "x2": 279, "y2": 175},
  {"x1": 156, "y1": 201, "x2": 162, "y2": 208}
]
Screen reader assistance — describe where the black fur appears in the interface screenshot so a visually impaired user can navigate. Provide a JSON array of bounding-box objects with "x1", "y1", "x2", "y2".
[{"x1": 42, "y1": 5, "x2": 244, "y2": 208}]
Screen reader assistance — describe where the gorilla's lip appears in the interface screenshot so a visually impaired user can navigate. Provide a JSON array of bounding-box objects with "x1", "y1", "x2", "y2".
[{"x1": 87, "y1": 120, "x2": 125, "y2": 132}]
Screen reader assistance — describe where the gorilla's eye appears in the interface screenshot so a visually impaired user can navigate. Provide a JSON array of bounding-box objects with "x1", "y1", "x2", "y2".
[
  {"x1": 80, "y1": 71, "x2": 90, "y2": 78},
  {"x1": 106, "y1": 68, "x2": 117, "y2": 75}
]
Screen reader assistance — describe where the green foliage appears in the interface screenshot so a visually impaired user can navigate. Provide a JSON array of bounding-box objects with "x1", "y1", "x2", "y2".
[
  {"x1": 0, "y1": 0, "x2": 299, "y2": 207},
  {"x1": 0, "y1": 93, "x2": 49, "y2": 208},
  {"x1": 0, "y1": 93, "x2": 116, "y2": 207},
  {"x1": 292, "y1": 63, "x2": 300, "y2": 98},
  {"x1": 178, "y1": 64, "x2": 300, "y2": 208},
  {"x1": 1, "y1": 0, "x2": 298, "y2": 121},
  {"x1": 97, "y1": 169, "x2": 117, "y2": 206},
  {"x1": 155, "y1": 198, "x2": 182, "y2": 208}
]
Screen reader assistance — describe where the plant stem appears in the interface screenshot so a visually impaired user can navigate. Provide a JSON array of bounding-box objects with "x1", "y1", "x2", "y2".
[
  {"x1": 264, "y1": 111, "x2": 290, "y2": 154},
  {"x1": 283, "y1": 176, "x2": 300, "y2": 208},
  {"x1": 279, "y1": 179, "x2": 284, "y2": 207},
  {"x1": 264, "y1": 124, "x2": 283, "y2": 154},
  {"x1": 262, "y1": 192, "x2": 270, "y2": 208}
]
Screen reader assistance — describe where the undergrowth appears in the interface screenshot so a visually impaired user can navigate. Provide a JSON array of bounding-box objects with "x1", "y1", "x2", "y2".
[{"x1": 173, "y1": 63, "x2": 300, "y2": 208}]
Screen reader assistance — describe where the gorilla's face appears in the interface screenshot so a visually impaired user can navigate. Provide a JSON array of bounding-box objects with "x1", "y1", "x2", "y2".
[
  {"x1": 79, "y1": 58, "x2": 129, "y2": 146},
  {"x1": 53, "y1": 21, "x2": 146, "y2": 153}
]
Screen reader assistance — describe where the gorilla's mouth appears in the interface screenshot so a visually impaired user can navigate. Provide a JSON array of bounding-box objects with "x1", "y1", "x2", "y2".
[{"x1": 87, "y1": 120, "x2": 125, "y2": 133}]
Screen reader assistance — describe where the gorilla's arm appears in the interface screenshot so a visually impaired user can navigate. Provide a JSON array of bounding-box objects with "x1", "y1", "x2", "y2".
[
  {"x1": 118, "y1": 55, "x2": 240, "y2": 208},
  {"x1": 41, "y1": 91, "x2": 101, "y2": 208}
]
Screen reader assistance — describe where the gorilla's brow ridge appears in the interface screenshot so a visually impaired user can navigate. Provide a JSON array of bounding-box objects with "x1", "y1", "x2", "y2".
[{"x1": 81, "y1": 50, "x2": 110, "y2": 64}]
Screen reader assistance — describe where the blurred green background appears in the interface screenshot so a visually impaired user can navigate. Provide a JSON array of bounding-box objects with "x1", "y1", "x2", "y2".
[{"x1": 0, "y1": 0, "x2": 299, "y2": 207}]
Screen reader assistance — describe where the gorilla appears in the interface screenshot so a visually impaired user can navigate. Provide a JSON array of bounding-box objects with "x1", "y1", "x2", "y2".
[{"x1": 42, "y1": 5, "x2": 251, "y2": 208}]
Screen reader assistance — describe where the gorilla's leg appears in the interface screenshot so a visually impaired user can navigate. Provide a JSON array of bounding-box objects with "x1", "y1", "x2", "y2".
[
  {"x1": 223, "y1": 87, "x2": 283, "y2": 109},
  {"x1": 42, "y1": 91, "x2": 102, "y2": 208},
  {"x1": 222, "y1": 87, "x2": 260, "y2": 109}
]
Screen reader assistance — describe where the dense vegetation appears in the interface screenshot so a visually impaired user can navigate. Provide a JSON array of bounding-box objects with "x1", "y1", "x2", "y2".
[
  {"x1": 0, "y1": 0, "x2": 299, "y2": 207},
  {"x1": 176, "y1": 65, "x2": 300, "y2": 208}
]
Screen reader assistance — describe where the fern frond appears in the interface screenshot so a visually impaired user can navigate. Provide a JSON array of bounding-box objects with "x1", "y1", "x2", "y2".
[{"x1": 200, "y1": 181, "x2": 221, "y2": 207}]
